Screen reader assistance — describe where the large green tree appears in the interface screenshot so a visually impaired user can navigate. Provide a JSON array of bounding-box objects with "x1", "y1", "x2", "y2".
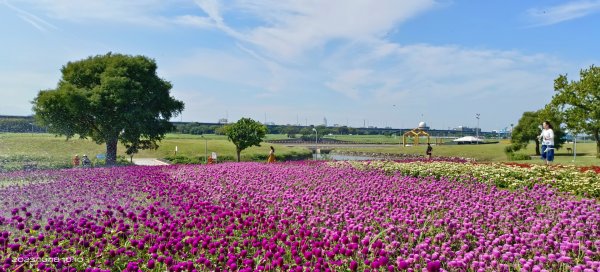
[
  {"x1": 512, "y1": 107, "x2": 565, "y2": 155},
  {"x1": 552, "y1": 65, "x2": 600, "y2": 158},
  {"x1": 32, "y1": 53, "x2": 184, "y2": 165},
  {"x1": 223, "y1": 118, "x2": 267, "y2": 162}
]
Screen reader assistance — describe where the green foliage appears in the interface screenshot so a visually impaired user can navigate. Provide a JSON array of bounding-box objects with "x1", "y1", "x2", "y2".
[
  {"x1": 504, "y1": 143, "x2": 527, "y2": 160},
  {"x1": 32, "y1": 52, "x2": 184, "y2": 164},
  {"x1": 512, "y1": 107, "x2": 566, "y2": 155},
  {"x1": 223, "y1": 118, "x2": 267, "y2": 162},
  {"x1": 246, "y1": 150, "x2": 312, "y2": 161},
  {"x1": 504, "y1": 143, "x2": 523, "y2": 154},
  {"x1": 281, "y1": 125, "x2": 300, "y2": 138},
  {"x1": 509, "y1": 153, "x2": 532, "y2": 161},
  {"x1": 511, "y1": 111, "x2": 540, "y2": 151},
  {"x1": 552, "y1": 65, "x2": 600, "y2": 157},
  {"x1": 0, "y1": 118, "x2": 45, "y2": 133},
  {"x1": 164, "y1": 150, "x2": 311, "y2": 164},
  {"x1": 164, "y1": 155, "x2": 203, "y2": 164},
  {"x1": 0, "y1": 155, "x2": 71, "y2": 172}
]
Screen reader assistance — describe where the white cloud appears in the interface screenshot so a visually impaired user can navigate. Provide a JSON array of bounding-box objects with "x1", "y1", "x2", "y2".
[
  {"x1": 526, "y1": 0, "x2": 600, "y2": 26},
  {"x1": 190, "y1": 0, "x2": 437, "y2": 59},
  {"x1": 0, "y1": 0, "x2": 584, "y2": 129},
  {"x1": 164, "y1": 1, "x2": 569, "y2": 127},
  {"x1": 325, "y1": 69, "x2": 372, "y2": 100},
  {"x1": 351, "y1": 42, "x2": 560, "y2": 101},
  {"x1": 172, "y1": 15, "x2": 214, "y2": 29},
  {"x1": 161, "y1": 49, "x2": 281, "y2": 94}
]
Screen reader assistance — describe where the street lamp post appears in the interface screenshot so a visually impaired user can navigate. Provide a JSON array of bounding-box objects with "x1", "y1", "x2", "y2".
[
  {"x1": 475, "y1": 114, "x2": 480, "y2": 144},
  {"x1": 312, "y1": 128, "x2": 318, "y2": 160}
]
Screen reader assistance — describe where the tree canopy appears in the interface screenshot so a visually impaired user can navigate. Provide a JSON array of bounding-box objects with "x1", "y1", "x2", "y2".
[
  {"x1": 223, "y1": 118, "x2": 267, "y2": 162},
  {"x1": 511, "y1": 107, "x2": 565, "y2": 155},
  {"x1": 552, "y1": 65, "x2": 600, "y2": 158},
  {"x1": 32, "y1": 53, "x2": 184, "y2": 165}
]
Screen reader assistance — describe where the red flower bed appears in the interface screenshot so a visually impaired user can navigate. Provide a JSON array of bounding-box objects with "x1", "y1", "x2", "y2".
[
  {"x1": 502, "y1": 162, "x2": 532, "y2": 168},
  {"x1": 580, "y1": 166, "x2": 600, "y2": 174}
]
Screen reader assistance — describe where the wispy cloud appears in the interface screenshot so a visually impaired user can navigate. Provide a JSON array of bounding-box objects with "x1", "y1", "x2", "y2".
[
  {"x1": 174, "y1": 0, "x2": 567, "y2": 112},
  {"x1": 172, "y1": 15, "x2": 214, "y2": 28},
  {"x1": 0, "y1": 0, "x2": 583, "y2": 128},
  {"x1": 526, "y1": 0, "x2": 600, "y2": 26},
  {"x1": 224, "y1": 0, "x2": 436, "y2": 59},
  {"x1": 3, "y1": 0, "x2": 57, "y2": 32},
  {"x1": 7, "y1": 0, "x2": 179, "y2": 26}
]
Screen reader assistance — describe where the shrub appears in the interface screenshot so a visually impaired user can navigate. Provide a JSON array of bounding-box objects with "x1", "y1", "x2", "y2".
[{"x1": 509, "y1": 153, "x2": 532, "y2": 161}]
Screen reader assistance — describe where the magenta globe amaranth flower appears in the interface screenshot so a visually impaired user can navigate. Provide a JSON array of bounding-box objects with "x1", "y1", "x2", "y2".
[
  {"x1": 427, "y1": 260, "x2": 441, "y2": 272},
  {"x1": 0, "y1": 162, "x2": 599, "y2": 270}
]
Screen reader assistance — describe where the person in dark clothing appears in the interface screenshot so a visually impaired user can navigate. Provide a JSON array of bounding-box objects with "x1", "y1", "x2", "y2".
[
  {"x1": 426, "y1": 143, "x2": 433, "y2": 159},
  {"x1": 82, "y1": 155, "x2": 92, "y2": 168}
]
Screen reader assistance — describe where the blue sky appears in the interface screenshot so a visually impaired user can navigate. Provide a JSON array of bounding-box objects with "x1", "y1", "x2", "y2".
[{"x1": 1, "y1": 0, "x2": 599, "y2": 131}]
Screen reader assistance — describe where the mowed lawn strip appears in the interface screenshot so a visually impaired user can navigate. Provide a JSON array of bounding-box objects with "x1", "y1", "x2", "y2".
[{"x1": 0, "y1": 133, "x2": 310, "y2": 166}]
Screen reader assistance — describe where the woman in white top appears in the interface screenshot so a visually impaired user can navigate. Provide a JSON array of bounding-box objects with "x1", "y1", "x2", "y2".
[{"x1": 538, "y1": 121, "x2": 555, "y2": 165}]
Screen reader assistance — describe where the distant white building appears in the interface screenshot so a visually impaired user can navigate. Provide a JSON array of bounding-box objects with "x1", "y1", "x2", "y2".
[{"x1": 218, "y1": 118, "x2": 228, "y2": 124}]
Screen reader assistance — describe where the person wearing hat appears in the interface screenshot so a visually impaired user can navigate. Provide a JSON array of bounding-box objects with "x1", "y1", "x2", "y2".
[{"x1": 82, "y1": 154, "x2": 92, "y2": 168}]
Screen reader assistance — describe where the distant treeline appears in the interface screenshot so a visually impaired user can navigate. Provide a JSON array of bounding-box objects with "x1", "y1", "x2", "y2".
[
  {"x1": 1, "y1": 116, "x2": 501, "y2": 138},
  {"x1": 0, "y1": 117, "x2": 46, "y2": 133},
  {"x1": 174, "y1": 122, "x2": 499, "y2": 139},
  {"x1": 174, "y1": 122, "x2": 366, "y2": 140}
]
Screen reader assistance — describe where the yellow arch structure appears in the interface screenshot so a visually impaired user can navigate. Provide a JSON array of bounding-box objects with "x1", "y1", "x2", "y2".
[{"x1": 402, "y1": 128, "x2": 430, "y2": 146}]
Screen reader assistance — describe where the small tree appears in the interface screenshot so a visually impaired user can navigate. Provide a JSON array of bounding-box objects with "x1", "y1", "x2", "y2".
[
  {"x1": 512, "y1": 107, "x2": 565, "y2": 155},
  {"x1": 223, "y1": 118, "x2": 267, "y2": 162},
  {"x1": 32, "y1": 53, "x2": 184, "y2": 165},
  {"x1": 552, "y1": 65, "x2": 600, "y2": 158}
]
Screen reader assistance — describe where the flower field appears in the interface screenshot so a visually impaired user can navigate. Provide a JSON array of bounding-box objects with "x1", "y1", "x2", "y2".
[
  {"x1": 1, "y1": 162, "x2": 599, "y2": 271},
  {"x1": 340, "y1": 160, "x2": 600, "y2": 198}
]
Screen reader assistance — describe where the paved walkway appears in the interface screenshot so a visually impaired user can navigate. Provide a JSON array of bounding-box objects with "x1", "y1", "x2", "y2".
[{"x1": 131, "y1": 158, "x2": 170, "y2": 166}]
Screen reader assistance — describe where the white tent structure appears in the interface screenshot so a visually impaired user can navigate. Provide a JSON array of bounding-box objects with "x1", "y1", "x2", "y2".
[{"x1": 453, "y1": 136, "x2": 483, "y2": 144}]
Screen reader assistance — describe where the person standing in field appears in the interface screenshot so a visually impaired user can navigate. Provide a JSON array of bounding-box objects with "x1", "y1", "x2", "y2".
[
  {"x1": 538, "y1": 120, "x2": 555, "y2": 165},
  {"x1": 426, "y1": 143, "x2": 433, "y2": 160},
  {"x1": 72, "y1": 155, "x2": 80, "y2": 167},
  {"x1": 267, "y1": 146, "x2": 276, "y2": 163}
]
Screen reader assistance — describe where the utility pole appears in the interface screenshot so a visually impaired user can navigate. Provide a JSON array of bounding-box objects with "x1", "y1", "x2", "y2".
[{"x1": 476, "y1": 113, "x2": 480, "y2": 144}]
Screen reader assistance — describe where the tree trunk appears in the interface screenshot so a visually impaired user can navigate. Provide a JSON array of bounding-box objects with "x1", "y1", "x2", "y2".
[
  {"x1": 594, "y1": 130, "x2": 600, "y2": 159},
  {"x1": 106, "y1": 136, "x2": 118, "y2": 166},
  {"x1": 236, "y1": 148, "x2": 241, "y2": 162},
  {"x1": 534, "y1": 139, "x2": 540, "y2": 156}
]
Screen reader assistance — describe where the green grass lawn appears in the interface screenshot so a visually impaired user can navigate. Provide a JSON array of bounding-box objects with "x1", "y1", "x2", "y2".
[
  {"x1": 1, "y1": 133, "x2": 598, "y2": 170},
  {"x1": 0, "y1": 133, "x2": 310, "y2": 170}
]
